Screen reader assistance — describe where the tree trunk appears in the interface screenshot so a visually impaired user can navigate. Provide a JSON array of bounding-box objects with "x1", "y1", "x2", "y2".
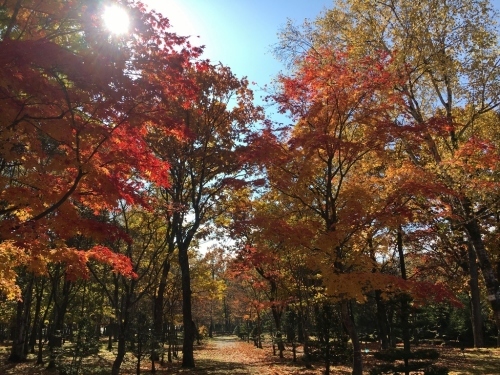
[
  {"x1": 29, "y1": 279, "x2": 44, "y2": 354},
  {"x1": 153, "y1": 257, "x2": 172, "y2": 365},
  {"x1": 179, "y1": 245, "x2": 195, "y2": 368},
  {"x1": 324, "y1": 328, "x2": 330, "y2": 375},
  {"x1": 36, "y1": 321, "x2": 45, "y2": 365},
  {"x1": 153, "y1": 259, "x2": 171, "y2": 336},
  {"x1": 271, "y1": 303, "x2": 284, "y2": 357},
  {"x1": 112, "y1": 333, "x2": 127, "y2": 375},
  {"x1": 167, "y1": 321, "x2": 173, "y2": 363},
  {"x1": 9, "y1": 276, "x2": 34, "y2": 362},
  {"x1": 303, "y1": 330, "x2": 312, "y2": 369},
  {"x1": 375, "y1": 290, "x2": 389, "y2": 350},
  {"x1": 112, "y1": 302, "x2": 132, "y2": 375},
  {"x1": 9, "y1": 301, "x2": 29, "y2": 362},
  {"x1": 322, "y1": 304, "x2": 331, "y2": 375},
  {"x1": 400, "y1": 294, "x2": 411, "y2": 375},
  {"x1": 464, "y1": 217, "x2": 500, "y2": 347},
  {"x1": 397, "y1": 228, "x2": 411, "y2": 375},
  {"x1": 341, "y1": 301, "x2": 362, "y2": 375},
  {"x1": 47, "y1": 279, "x2": 72, "y2": 369},
  {"x1": 468, "y1": 242, "x2": 484, "y2": 348},
  {"x1": 36, "y1": 282, "x2": 53, "y2": 365},
  {"x1": 298, "y1": 312, "x2": 305, "y2": 343},
  {"x1": 255, "y1": 314, "x2": 263, "y2": 349},
  {"x1": 136, "y1": 336, "x2": 142, "y2": 375}
]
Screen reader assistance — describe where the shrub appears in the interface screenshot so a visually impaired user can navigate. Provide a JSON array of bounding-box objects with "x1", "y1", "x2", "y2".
[{"x1": 198, "y1": 325, "x2": 208, "y2": 339}]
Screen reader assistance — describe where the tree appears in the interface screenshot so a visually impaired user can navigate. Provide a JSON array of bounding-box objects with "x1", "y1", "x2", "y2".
[
  {"x1": 193, "y1": 248, "x2": 229, "y2": 338},
  {"x1": 305, "y1": 0, "x2": 500, "y2": 346},
  {"x1": 254, "y1": 47, "x2": 402, "y2": 375},
  {"x1": 88, "y1": 203, "x2": 170, "y2": 375},
  {"x1": 232, "y1": 242, "x2": 288, "y2": 356},
  {"x1": 149, "y1": 63, "x2": 263, "y2": 367},
  {"x1": 0, "y1": 0, "x2": 202, "y2": 362},
  {"x1": 0, "y1": 0, "x2": 201, "y2": 298}
]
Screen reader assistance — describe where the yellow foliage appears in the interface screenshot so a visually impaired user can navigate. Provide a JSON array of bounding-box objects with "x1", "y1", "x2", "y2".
[{"x1": 0, "y1": 241, "x2": 28, "y2": 300}]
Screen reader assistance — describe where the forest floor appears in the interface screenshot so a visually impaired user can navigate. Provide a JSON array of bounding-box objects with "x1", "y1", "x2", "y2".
[{"x1": 1, "y1": 335, "x2": 499, "y2": 374}]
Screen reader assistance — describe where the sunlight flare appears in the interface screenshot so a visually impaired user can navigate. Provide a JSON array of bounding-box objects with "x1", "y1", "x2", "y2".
[{"x1": 103, "y1": 5, "x2": 130, "y2": 35}]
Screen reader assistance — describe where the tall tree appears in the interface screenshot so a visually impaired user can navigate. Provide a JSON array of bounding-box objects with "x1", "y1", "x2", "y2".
[
  {"x1": 0, "y1": 0, "x2": 202, "y2": 362},
  {"x1": 256, "y1": 47, "x2": 402, "y2": 374},
  {"x1": 0, "y1": 0, "x2": 199, "y2": 298},
  {"x1": 88, "y1": 203, "x2": 169, "y2": 375},
  {"x1": 149, "y1": 63, "x2": 263, "y2": 367},
  {"x1": 195, "y1": 248, "x2": 229, "y2": 338},
  {"x1": 303, "y1": 0, "x2": 500, "y2": 346}
]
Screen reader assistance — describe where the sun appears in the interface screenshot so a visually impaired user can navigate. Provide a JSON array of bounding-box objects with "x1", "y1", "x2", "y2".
[{"x1": 103, "y1": 5, "x2": 130, "y2": 35}]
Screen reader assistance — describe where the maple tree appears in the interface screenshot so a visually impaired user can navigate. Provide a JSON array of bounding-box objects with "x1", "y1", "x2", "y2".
[
  {"x1": 0, "y1": 0, "x2": 200, "y2": 299},
  {"x1": 231, "y1": 242, "x2": 288, "y2": 353},
  {"x1": 87, "y1": 203, "x2": 174, "y2": 375},
  {"x1": 252, "y1": 34, "x2": 469, "y2": 372},
  {"x1": 2, "y1": 0, "x2": 500, "y2": 373},
  {"x1": 148, "y1": 62, "x2": 263, "y2": 367},
  {"x1": 0, "y1": 0, "x2": 203, "y2": 363},
  {"x1": 248, "y1": 46, "x2": 404, "y2": 374},
  {"x1": 191, "y1": 248, "x2": 229, "y2": 338},
  {"x1": 305, "y1": 0, "x2": 500, "y2": 347}
]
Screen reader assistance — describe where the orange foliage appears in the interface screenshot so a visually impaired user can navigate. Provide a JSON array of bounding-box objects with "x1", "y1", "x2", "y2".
[{"x1": 0, "y1": 0, "x2": 201, "y2": 298}]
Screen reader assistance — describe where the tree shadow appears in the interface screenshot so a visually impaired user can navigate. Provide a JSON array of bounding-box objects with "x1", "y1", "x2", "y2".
[{"x1": 177, "y1": 358, "x2": 250, "y2": 374}]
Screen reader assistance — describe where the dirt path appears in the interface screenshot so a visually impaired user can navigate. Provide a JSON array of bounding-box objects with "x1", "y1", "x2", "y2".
[
  {"x1": 194, "y1": 336, "x2": 254, "y2": 374},
  {"x1": 186, "y1": 335, "x2": 327, "y2": 375}
]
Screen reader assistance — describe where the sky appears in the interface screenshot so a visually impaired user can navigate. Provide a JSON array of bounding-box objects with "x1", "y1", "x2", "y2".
[{"x1": 142, "y1": 0, "x2": 334, "y2": 119}]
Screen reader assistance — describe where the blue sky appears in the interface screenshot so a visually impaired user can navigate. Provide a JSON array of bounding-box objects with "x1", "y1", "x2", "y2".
[{"x1": 143, "y1": 0, "x2": 333, "y2": 118}]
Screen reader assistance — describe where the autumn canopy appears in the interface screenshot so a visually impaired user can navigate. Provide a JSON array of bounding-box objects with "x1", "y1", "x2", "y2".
[{"x1": 0, "y1": 0, "x2": 201, "y2": 298}]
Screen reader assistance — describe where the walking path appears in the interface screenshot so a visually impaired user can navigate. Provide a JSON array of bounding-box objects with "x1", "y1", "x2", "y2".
[
  {"x1": 194, "y1": 336, "x2": 272, "y2": 374},
  {"x1": 187, "y1": 335, "x2": 323, "y2": 375}
]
